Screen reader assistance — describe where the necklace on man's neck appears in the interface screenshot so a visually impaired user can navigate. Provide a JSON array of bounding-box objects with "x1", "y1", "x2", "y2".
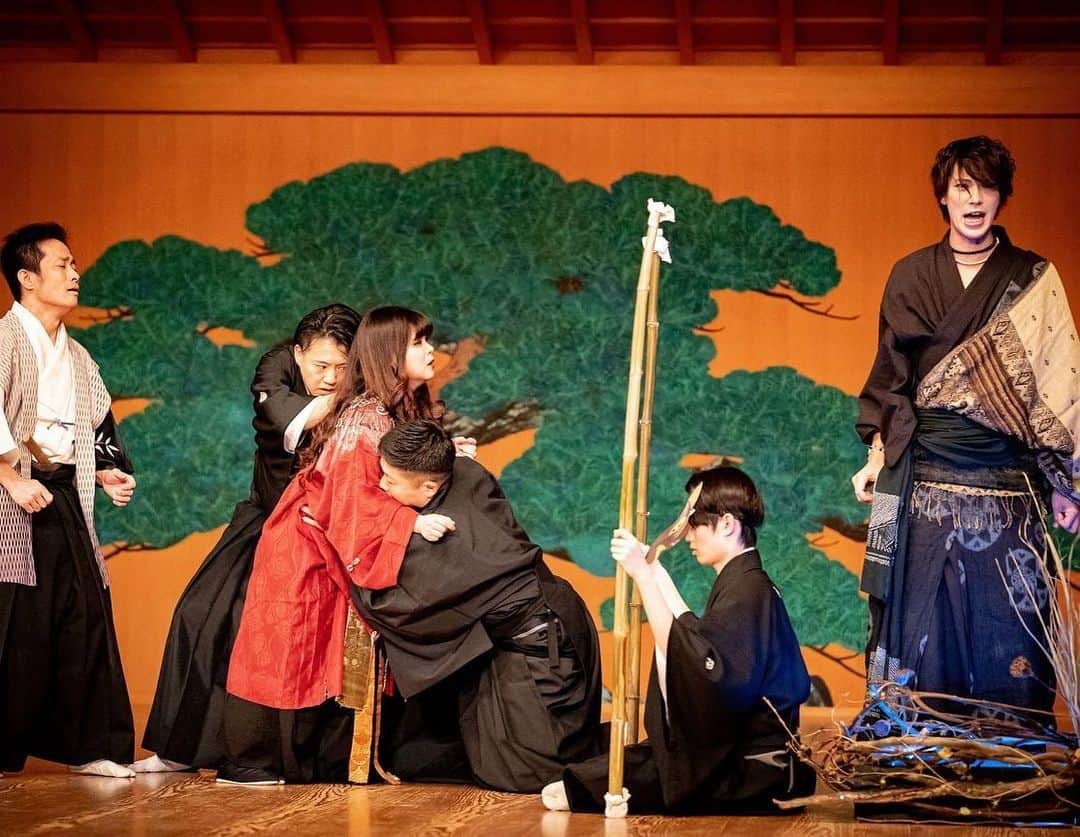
[
  {"x1": 953, "y1": 236, "x2": 999, "y2": 266},
  {"x1": 951, "y1": 235, "x2": 997, "y2": 255}
]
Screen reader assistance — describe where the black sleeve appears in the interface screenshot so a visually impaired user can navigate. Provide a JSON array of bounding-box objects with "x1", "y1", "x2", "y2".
[
  {"x1": 641, "y1": 582, "x2": 773, "y2": 806},
  {"x1": 466, "y1": 459, "x2": 530, "y2": 538},
  {"x1": 856, "y1": 265, "x2": 914, "y2": 446},
  {"x1": 664, "y1": 586, "x2": 769, "y2": 719},
  {"x1": 251, "y1": 345, "x2": 313, "y2": 446},
  {"x1": 94, "y1": 410, "x2": 134, "y2": 474}
]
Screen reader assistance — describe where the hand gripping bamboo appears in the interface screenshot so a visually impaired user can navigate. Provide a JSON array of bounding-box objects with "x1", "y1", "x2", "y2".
[{"x1": 606, "y1": 199, "x2": 675, "y2": 817}]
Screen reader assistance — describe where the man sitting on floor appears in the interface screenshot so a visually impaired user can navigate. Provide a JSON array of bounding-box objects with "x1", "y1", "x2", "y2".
[{"x1": 543, "y1": 465, "x2": 815, "y2": 815}]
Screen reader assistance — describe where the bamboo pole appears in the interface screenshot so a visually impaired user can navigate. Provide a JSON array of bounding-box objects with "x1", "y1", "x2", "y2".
[
  {"x1": 626, "y1": 583, "x2": 645, "y2": 744},
  {"x1": 626, "y1": 249, "x2": 662, "y2": 744},
  {"x1": 608, "y1": 208, "x2": 663, "y2": 804}
]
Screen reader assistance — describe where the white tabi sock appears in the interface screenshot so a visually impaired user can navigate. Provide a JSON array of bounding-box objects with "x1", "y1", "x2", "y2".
[
  {"x1": 130, "y1": 754, "x2": 191, "y2": 773},
  {"x1": 541, "y1": 780, "x2": 570, "y2": 811},
  {"x1": 69, "y1": 759, "x2": 136, "y2": 778},
  {"x1": 604, "y1": 789, "x2": 631, "y2": 818}
]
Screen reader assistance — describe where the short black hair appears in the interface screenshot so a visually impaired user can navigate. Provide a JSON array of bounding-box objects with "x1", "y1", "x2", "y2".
[
  {"x1": 378, "y1": 420, "x2": 455, "y2": 480},
  {"x1": 685, "y1": 465, "x2": 764, "y2": 548},
  {"x1": 1, "y1": 222, "x2": 69, "y2": 301},
  {"x1": 293, "y1": 303, "x2": 360, "y2": 352},
  {"x1": 931, "y1": 136, "x2": 1016, "y2": 222}
]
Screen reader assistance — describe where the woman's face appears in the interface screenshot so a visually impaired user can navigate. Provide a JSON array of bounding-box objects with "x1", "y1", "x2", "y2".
[
  {"x1": 941, "y1": 163, "x2": 1001, "y2": 248},
  {"x1": 403, "y1": 329, "x2": 436, "y2": 388}
]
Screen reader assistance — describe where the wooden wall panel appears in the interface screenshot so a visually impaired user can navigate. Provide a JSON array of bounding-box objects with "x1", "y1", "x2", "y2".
[
  {"x1": 2, "y1": 111, "x2": 1076, "y2": 398},
  {"x1": 0, "y1": 63, "x2": 1077, "y2": 714},
  {"x1": 2, "y1": 64, "x2": 1079, "y2": 116}
]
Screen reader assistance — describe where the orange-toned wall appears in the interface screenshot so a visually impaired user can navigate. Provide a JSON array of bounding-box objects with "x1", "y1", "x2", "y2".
[{"x1": 1, "y1": 64, "x2": 1077, "y2": 724}]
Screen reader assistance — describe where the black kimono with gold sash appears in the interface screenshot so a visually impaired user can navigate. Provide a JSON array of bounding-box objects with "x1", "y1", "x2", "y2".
[{"x1": 857, "y1": 227, "x2": 1072, "y2": 713}]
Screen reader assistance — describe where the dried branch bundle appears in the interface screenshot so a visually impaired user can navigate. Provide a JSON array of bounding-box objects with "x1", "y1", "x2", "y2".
[{"x1": 778, "y1": 497, "x2": 1080, "y2": 822}]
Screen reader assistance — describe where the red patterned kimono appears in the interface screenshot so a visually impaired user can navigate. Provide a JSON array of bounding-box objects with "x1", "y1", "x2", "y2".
[{"x1": 226, "y1": 397, "x2": 416, "y2": 710}]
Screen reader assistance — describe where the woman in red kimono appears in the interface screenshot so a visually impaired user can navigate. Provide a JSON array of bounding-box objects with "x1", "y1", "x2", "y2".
[{"x1": 222, "y1": 305, "x2": 469, "y2": 784}]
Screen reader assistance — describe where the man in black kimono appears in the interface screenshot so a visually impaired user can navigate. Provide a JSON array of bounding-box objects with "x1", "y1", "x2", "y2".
[
  {"x1": 136, "y1": 303, "x2": 359, "y2": 774},
  {"x1": 544, "y1": 465, "x2": 814, "y2": 815},
  {"x1": 349, "y1": 421, "x2": 603, "y2": 793},
  {"x1": 850, "y1": 136, "x2": 1079, "y2": 712}
]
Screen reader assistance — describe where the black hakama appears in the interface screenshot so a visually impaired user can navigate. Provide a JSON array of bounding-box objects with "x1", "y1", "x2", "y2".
[
  {"x1": 353, "y1": 457, "x2": 603, "y2": 793},
  {"x1": 142, "y1": 345, "x2": 312, "y2": 767},
  {"x1": 141, "y1": 503, "x2": 265, "y2": 766},
  {"x1": 223, "y1": 694, "x2": 353, "y2": 783},
  {"x1": 0, "y1": 465, "x2": 134, "y2": 770}
]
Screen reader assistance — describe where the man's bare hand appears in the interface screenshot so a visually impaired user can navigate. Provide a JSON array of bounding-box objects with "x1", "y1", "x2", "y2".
[
  {"x1": 851, "y1": 460, "x2": 883, "y2": 504},
  {"x1": 4, "y1": 476, "x2": 53, "y2": 513},
  {"x1": 1052, "y1": 490, "x2": 1080, "y2": 534},
  {"x1": 414, "y1": 513, "x2": 456, "y2": 542},
  {"x1": 97, "y1": 469, "x2": 136, "y2": 507}
]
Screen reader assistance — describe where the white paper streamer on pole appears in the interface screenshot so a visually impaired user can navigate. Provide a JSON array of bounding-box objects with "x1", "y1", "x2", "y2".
[
  {"x1": 642, "y1": 199, "x2": 675, "y2": 263},
  {"x1": 643, "y1": 227, "x2": 672, "y2": 263},
  {"x1": 646, "y1": 198, "x2": 676, "y2": 224}
]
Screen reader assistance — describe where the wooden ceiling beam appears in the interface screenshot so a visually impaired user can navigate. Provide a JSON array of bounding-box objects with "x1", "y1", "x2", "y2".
[
  {"x1": 778, "y1": 0, "x2": 795, "y2": 65},
  {"x1": 160, "y1": 0, "x2": 196, "y2": 62},
  {"x1": 570, "y1": 0, "x2": 593, "y2": 64},
  {"x1": 56, "y1": 0, "x2": 96, "y2": 62},
  {"x1": 261, "y1": 0, "x2": 295, "y2": 63},
  {"x1": 675, "y1": 0, "x2": 694, "y2": 65},
  {"x1": 986, "y1": 0, "x2": 1005, "y2": 65},
  {"x1": 465, "y1": 0, "x2": 494, "y2": 64},
  {"x1": 883, "y1": 0, "x2": 899, "y2": 65},
  {"x1": 363, "y1": 0, "x2": 394, "y2": 63}
]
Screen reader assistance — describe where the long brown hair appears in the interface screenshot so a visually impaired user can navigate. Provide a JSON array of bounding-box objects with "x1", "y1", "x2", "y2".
[{"x1": 302, "y1": 305, "x2": 443, "y2": 465}]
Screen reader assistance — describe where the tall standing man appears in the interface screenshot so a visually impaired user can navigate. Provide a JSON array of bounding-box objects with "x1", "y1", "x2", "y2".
[
  {"x1": 138, "y1": 304, "x2": 359, "y2": 775},
  {"x1": 0, "y1": 223, "x2": 138, "y2": 778}
]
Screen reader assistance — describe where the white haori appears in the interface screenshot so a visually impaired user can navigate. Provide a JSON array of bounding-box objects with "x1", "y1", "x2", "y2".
[{"x1": 0, "y1": 307, "x2": 113, "y2": 587}]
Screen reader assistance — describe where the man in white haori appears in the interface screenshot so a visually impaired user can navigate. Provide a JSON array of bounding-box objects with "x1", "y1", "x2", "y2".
[{"x1": 0, "y1": 223, "x2": 137, "y2": 779}]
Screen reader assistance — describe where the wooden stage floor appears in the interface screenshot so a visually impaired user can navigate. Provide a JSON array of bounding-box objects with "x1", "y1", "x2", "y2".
[
  {"x1": 2, "y1": 707, "x2": 1070, "y2": 834},
  {"x1": 1, "y1": 765, "x2": 1069, "y2": 836}
]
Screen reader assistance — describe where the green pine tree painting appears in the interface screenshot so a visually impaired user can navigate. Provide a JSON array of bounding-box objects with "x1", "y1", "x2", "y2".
[{"x1": 74, "y1": 148, "x2": 870, "y2": 651}]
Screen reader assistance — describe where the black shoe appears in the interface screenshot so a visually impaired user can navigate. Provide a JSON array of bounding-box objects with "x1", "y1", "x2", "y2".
[{"x1": 215, "y1": 764, "x2": 285, "y2": 786}]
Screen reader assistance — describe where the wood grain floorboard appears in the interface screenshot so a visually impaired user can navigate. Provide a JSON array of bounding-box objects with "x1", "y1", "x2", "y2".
[
  {"x1": 213, "y1": 783, "x2": 354, "y2": 835},
  {"x1": 5, "y1": 773, "x2": 170, "y2": 831},
  {"x1": 1, "y1": 772, "x2": 1071, "y2": 835}
]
